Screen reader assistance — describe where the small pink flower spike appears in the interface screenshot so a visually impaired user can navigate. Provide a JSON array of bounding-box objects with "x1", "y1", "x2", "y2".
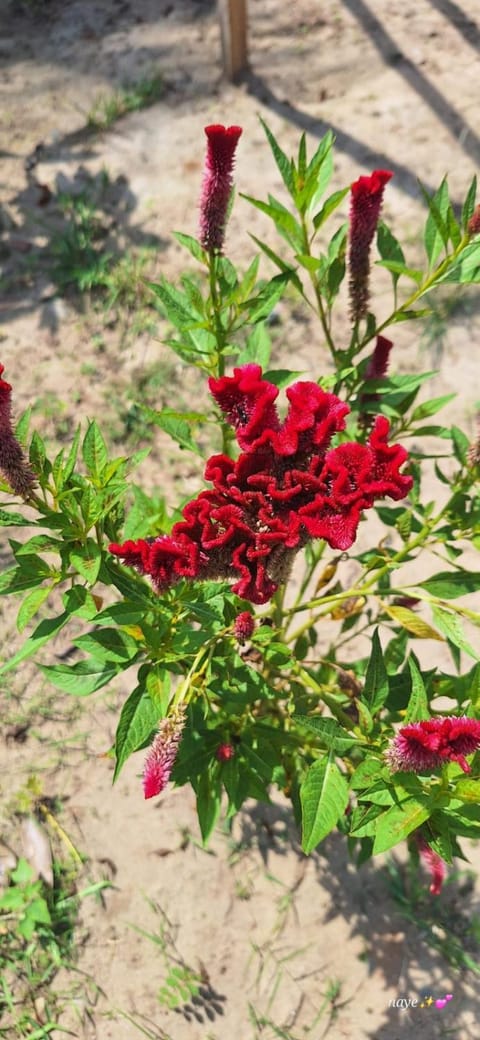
[
  {"x1": 143, "y1": 708, "x2": 186, "y2": 799},
  {"x1": 0, "y1": 363, "x2": 36, "y2": 498},
  {"x1": 199, "y1": 124, "x2": 242, "y2": 252},
  {"x1": 414, "y1": 833, "x2": 447, "y2": 896}
]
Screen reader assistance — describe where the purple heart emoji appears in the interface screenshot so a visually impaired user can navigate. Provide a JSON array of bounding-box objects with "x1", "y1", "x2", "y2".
[
  {"x1": 435, "y1": 999, "x2": 447, "y2": 1010},
  {"x1": 445, "y1": 994, "x2": 453, "y2": 1001}
]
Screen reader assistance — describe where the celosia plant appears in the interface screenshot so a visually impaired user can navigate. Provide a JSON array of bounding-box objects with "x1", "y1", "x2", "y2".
[{"x1": 1, "y1": 122, "x2": 480, "y2": 903}]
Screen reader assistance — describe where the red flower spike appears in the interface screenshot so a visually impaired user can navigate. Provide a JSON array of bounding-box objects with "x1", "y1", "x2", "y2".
[
  {"x1": 349, "y1": 169, "x2": 393, "y2": 323},
  {"x1": 216, "y1": 743, "x2": 235, "y2": 762},
  {"x1": 143, "y1": 708, "x2": 186, "y2": 799},
  {"x1": 365, "y1": 335, "x2": 394, "y2": 380},
  {"x1": 0, "y1": 362, "x2": 36, "y2": 498},
  {"x1": 111, "y1": 365, "x2": 412, "y2": 605},
  {"x1": 386, "y1": 716, "x2": 480, "y2": 775},
  {"x1": 415, "y1": 833, "x2": 447, "y2": 896},
  {"x1": 199, "y1": 124, "x2": 242, "y2": 253},
  {"x1": 233, "y1": 611, "x2": 255, "y2": 642},
  {"x1": 467, "y1": 204, "x2": 480, "y2": 237}
]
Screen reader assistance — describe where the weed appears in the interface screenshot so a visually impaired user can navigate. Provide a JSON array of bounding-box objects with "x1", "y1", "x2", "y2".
[
  {"x1": 0, "y1": 841, "x2": 109, "y2": 1038},
  {"x1": 51, "y1": 192, "x2": 111, "y2": 293},
  {"x1": 128, "y1": 900, "x2": 226, "y2": 1023},
  {"x1": 102, "y1": 247, "x2": 158, "y2": 313},
  {"x1": 87, "y1": 75, "x2": 165, "y2": 132}
]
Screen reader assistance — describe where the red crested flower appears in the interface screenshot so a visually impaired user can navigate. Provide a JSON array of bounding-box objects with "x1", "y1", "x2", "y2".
[
  {"x1": 386, "y1": 716, "x2": 480, "y2": 775},
  {"x1": 414, "y1": 833, "x2": 447, "y2": 896},
  {"x1": 349, "y1": 169, "x2": 393, "y2": 323},
  {"x1": 199, "y1": 124, "x2": 242, "y2": 253},
  {"x1": 142, "y1": 707, "x2": 186, "y2": 799},
  {"x1": 233, "y1": 611, "x2": 255, "y2": 642},
  {"x1": 0, "y1": 363, "x2": 36, "y2": 498},
  {"x1": 110, "y1": 365, "x2": 412, "y2": 604},
  {"x1": 216, "y1": 742, "x2": 235, "y2": 762}
]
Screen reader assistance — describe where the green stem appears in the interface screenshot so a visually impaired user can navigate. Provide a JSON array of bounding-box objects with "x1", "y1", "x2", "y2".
[
  {"x1": 208, "y1": 252, "x2": 231, "y2": 455},
  {"x1": 360, "y1": 235, "x2": 470, "y2": 350},
  {"x1": 285, "y1": 515, "x2": 439, "y2": 631},
  {"x1": 299, "y1": 214, "x2": 338, "y2": 364}
]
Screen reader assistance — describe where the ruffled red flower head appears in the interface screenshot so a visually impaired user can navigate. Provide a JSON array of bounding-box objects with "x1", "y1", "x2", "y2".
[{"x1": 110, "y1": 366, "x2": 412, "y2": 605}]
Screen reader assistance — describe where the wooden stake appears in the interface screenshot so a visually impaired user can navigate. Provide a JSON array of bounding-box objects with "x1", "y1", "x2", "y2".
[{"x1": 218, "y1": 0, "x2": 248, "y2": 82}]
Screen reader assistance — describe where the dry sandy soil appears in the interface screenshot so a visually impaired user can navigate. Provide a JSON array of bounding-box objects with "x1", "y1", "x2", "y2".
[{"x1": 1, "y1": 1, "x2": 480, "y2": 1038}]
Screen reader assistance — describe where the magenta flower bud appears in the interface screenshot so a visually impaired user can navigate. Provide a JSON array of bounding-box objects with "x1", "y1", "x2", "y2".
[
  {"x1": 199, "y1": 124, "x2": 242, "y2": 253},
  {"x1": 233, "y1": 611, "x2": 255, "y2": 643},
  {"x1": 216, "y1": 743, "x2": 235, "y2": 762},
  {"x1": 348, "y1": 169, "x2": 393, "y2": 323},
  {"x1": 0, "y1": 363, "x2": 36, "y2": 498},
  {"x1": 142, "y1": 707, "x2": 186, "y2": 799},
  {"x1": 385, "y1": 716, "x2": 480, "y2": 775}
]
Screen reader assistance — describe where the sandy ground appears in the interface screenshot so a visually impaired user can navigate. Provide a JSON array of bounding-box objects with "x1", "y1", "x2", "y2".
[{"x1": 1, "y1": 1, "x2": 480, "y2": 1037}]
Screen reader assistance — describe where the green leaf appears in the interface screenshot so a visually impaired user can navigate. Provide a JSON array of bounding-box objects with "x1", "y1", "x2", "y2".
[
  {"x1": 69, "y1": 538, "x2": 102, "y2": 584},
  {"x1": 420, "y1": 178, "x2": 450, "y2": 266},
  {"x1": 362, "y1": 628, "x2": 389, "y2": 714},
  {"x1": 372, "y1": 797, "x2": 431, "y2": 854},
  {"x1": 0, "y1": 508, "x2": 32, "y2": 527},
  {"x1": 236, "y1": 322, "x2": 272, "y2": 368},
  {"x1": 82, "y1": 420, "x2": 108, "y2": 480},
  {"x1": 242, "y1": 194, "x2": 304, "y2": 251},
  {"x1": 172, "y1": 231, "x2": 208, "y2": 265},
  {"x1": 114, "y1": 683, "x2": 163, "y2": 780},
  {"x1": 404, "y1": 656, "x2": 429, "y2": 722},
  {"x1": 196, "y1": 768, "x2": 222, "y2": 845},
  {"x1": 15, "y1": 406, "x2": 32, "y2": 447},
  {"x1": 462, "y1": 174, "x2": 477, "y2": 231},
  {"x1": 431, "y1": 605, "x2": 480, "y2": 661},
  {"x1": 411, "y1": 393, "x2": 456, "y2": 421},
  {"x1": 312, "y1": 187, "x2": 349, "y2": 230},
  {"x1": 260, "y1": 118, "x2": 296, "y2": 195},
  {"x1": 74, "y1": 628, "x2": 141, "y2": 664},
  {"x1": 62, "y1": 585, "x2": 99, "y2": 620},
  {"x1": 375, "y1": 259, "x2": 423, "y2": 283},
  {"x1": 146, "y1": 666, "x2": 171, "y2": 716},
  {"x1": 453, "y1": 777, "x2": 480, "y2": 804},
  {"x1": 249, "y1": 234, "x2": 303, "y2": 291},
  {"x1": 350, "y1": 758, "x2": 384, "y2": 790},
  {"x1": 263, "y1": 369, "x2": 303, "y2": 388},
  {"x1": 382, "y1": 604, "x2": 444, "y2": 640},
  {"x1": 418, "y1": 571, "x2": 480, "y2": 599},
  {"x1": 300, "y1": 753, "x2": 349, "y2": 854},
  {"x1": 292, "y1": 715, "x2": 358, "y2": 753},
  {"x1": 40, "y1": 660, "x2": 119, "y2": 696},
  {"x1": 241, "y1": 272, "x2": 291, "y2": 323},
  {"x1": 150, "y1": 278, "x2": 200, "y2": 329},
  {"x1": 306, "y1": 131, "x2": 334, "y2": 213},
  {"x1": 0, "y1": 611, "x2": 70, "y2": 675},
  {"x1": 16, "y1": 585, "x2": 52, "y2": 633},
  {"x1": 139, "y1": 406, "x2": 203, "y2": 455},
  {"x1": 63, "y1": 425, "x2": 81, "y2": 483},
  {"x1": 451, "y1": 425, "x2": 470, "y2": 464}
]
